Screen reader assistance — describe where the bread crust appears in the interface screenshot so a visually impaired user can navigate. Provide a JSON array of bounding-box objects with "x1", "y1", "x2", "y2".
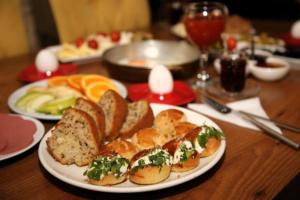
[
  {"x1": 46, "y1": 108, "x2": 100, "y2": 166},
  {"x1": 174, "y1": 122, "x2": 199, "y2": 139},
  {"x1": 120, "y1": 100, "x2": 154, "y2": 139},
  {"x1": 200, "y1": 137, "x2": 221, "y2": 157},
  {"x1": 130, "y1": 165, "x2": 171, "y2": 185},
  {"x1": 131, "y1": 127, "x2": 159, "y2": 150},
  {"x1": 88, "y1": 174, "x2": 127, "y2": 186},
  {"x1": 99, "y1": 90, "x2": 128, "y2": 141},
  {"x1": 171, "y1": 153, "x2": 200, "y2": 172},
  {"x1": 74, "y1": 97, "x2": 105, "y2": 146},
  {"x1": 103, "y1": 138, "x2": 139, "y2": 161}
]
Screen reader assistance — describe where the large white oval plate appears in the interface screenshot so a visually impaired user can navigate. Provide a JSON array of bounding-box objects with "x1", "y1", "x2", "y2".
[
  {"x1": 8, "y1": 79, "x2": 127, "y2": 120},
  {"x1": 38, "y1": 103, "x2": 226, "y2": 193}
]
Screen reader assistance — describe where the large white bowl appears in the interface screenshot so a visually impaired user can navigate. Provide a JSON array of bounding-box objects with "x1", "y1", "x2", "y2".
[{"x1": 249, "y1": 57, "x2": 290, "y2": 81}]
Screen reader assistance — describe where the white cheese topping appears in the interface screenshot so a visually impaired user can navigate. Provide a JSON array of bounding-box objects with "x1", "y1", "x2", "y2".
[{"x1": 194, "y1": 128, "x2": 206, "y2": 154}]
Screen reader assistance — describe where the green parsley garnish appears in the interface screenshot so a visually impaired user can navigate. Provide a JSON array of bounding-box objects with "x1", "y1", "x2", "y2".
[
  {"x1": 83, "y1": 155, "x2": 129, "y2": 180},
  {"x1": 131, "y1": 148, "x2": 172, "y2": 173},
  {"x1": 197, "y1": 125, "x2": 225, "y2": 148},
  {"x1": 179, "y1": 141, "x2": 195, "y2": 163}
]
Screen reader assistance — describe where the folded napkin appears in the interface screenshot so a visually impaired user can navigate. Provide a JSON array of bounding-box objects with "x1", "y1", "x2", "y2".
[{"x1": 188, "y1": 97, "x2": 282, "y2": 134}]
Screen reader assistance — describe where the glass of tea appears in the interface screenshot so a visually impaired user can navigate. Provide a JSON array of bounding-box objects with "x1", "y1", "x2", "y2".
[
  {"x1": 220, "y1": 53, "x2": 247, "y2": 94},
  {"x1": 184, "y1": 1, "x2": 228, "y2": 88}
]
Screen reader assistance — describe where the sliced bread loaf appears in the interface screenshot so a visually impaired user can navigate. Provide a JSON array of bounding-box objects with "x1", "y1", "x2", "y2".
[
  {"x1": 98, "y1": 90, "x2": 128, "y2": 141},
  {"x1": 120, "y1": 100, "x2": 154, "y2": 139},
  {"x1": 46, "y1": 108, "x2": 100, "y2": 166},
  {"x1": 74, "y1": 97, "x2": 105, "y2": 146}
]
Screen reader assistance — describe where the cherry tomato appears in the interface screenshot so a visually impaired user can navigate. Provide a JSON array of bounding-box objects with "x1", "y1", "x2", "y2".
[
  {"x1": 87, "y1": 39, "x2": 99, "y2": 49},
  {"x1": 75, "y1": 38, "x2": 84, "y2": 48},
  {"x1": 110, "y1": 31, "x2": 121, "y2": 43},
  {"x1": 227, "y1": 36, "x2": 237, "y2": 51}
]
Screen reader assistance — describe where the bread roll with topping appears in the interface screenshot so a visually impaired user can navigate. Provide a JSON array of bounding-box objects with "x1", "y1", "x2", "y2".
[
  {"x1": 98, "y1": 90, "x2": 128, "y2": 141},
  {"x1": 154, "y1": 109, "x2": 186, "y2": 140},
  {"x1": 47, "y1": 108, "x2": 100, "y2": 166},
  {"x1": 84, "y1": 151, "x2": 129, "y2": 186},
  {"x1": 129, "y1": 148, "x2": 172, "y2": 184},
  {"x1": 74, "y1": 97, "x2": 105, "y2": 146},
  {"x1": 103, "y1": 138, "x2": 139, "y2": 161},
  {"x1": 163, "y1": 138, "x2": 200, "y2": 172},
  {"x1": 185, "y1": 126, "x2": 224, "y2": 157},
  {"x1": 120, "y1": 100, "x2": 154, "y2": 139}
]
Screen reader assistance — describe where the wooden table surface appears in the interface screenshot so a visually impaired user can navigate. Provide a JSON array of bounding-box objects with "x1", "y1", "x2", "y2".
[{"x1": 1, "y1": 22, "x2": 300, "y2": 200}]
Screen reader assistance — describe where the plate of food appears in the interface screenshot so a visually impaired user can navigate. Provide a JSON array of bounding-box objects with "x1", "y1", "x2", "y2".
[
  {"x1": 47, "y1": 31, "x2": 152, "y2": 64},
  {"x1": 8, "y1": 76, "x2": 127, "y2": 120},
  {"x1": 38, "y1": 91, "x2": 226, "y2": 193},
  {"x1": 0, "y1": 113, "x2": 44, "y2": 161}
]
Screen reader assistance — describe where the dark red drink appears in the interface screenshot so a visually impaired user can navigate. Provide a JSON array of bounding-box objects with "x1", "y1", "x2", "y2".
[
  {"x1": 220, "y1": 54, "x2": 246, "y2": 92},
  {"x1": 184, "y1": 15, "x2": 225, "y2": 48}
]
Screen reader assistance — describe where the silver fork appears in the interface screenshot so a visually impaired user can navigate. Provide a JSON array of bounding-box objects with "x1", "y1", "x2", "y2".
[{"x1": 199, "y1": 95, "x2": 300, "y2": 149}]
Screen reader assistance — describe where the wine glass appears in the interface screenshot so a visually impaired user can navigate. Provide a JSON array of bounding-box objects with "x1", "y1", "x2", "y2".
[{"x1": 183, "y1": 1, "x2": 228, "y2": 88}]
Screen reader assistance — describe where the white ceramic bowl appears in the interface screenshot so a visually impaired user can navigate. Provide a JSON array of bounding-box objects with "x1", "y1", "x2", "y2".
[{"x1": 249, "y1": 57, "x2": 290, "y2": 81}]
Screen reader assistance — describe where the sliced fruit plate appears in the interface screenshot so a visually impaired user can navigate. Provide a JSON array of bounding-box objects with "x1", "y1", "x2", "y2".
[{"x1": 8, "y1": 75, "x2": 127, "y2": 120}]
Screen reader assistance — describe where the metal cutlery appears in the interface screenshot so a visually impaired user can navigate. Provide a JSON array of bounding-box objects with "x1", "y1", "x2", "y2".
[{"x1": 199, "y1": 95, "x2": 300, "y2": 149}]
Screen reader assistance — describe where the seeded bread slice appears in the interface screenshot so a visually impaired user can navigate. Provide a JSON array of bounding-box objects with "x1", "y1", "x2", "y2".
[
  {"x1": 74, "y1": 97, "x2": 105, "y2": 146},
  {"x1": 46, "y1": 108, "x2": 100, "y2": 166},
  {"x1": 120, "y1": 100, "x2": 154, "y2": 139},
  {"x1": 98, "y1": 90, "x2": 128, "y2": 141}
]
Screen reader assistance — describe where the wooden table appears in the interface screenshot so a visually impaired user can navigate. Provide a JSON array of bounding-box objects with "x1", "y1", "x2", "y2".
[{"x1": 1, "y1": 25, "x2": 300, "y2": 200}]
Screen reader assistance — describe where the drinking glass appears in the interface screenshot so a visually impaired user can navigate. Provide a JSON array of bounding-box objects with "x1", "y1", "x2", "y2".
[{"x1": 183, "y1": 1, "x2": 228, "y2": 88}]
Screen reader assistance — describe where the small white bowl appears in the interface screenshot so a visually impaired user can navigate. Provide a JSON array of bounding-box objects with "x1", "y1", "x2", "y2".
[{"x1": 249, "y1": 57, "x2": 290, "y2": 81}]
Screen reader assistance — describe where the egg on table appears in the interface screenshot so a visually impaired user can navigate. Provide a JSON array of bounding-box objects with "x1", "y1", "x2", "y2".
[{"x1": 35, "y1": 49, "x2": 59, "y2": 73}]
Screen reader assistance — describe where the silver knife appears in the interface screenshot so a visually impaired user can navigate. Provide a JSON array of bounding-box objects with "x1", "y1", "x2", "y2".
[{"x1": 196, "y1": 95, "x2": 300, "y2": 150}]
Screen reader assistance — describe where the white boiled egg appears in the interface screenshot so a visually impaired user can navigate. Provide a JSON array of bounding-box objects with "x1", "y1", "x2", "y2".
[
  {"x1": 291, "y1": 20, "x2": 300, "y2": 38},
  {"x1": 148, "y1": 64, "x2": 174, "y2": 94},
  {"x1": 35, "y1": 49, "x2": 59, "y2": 73}
]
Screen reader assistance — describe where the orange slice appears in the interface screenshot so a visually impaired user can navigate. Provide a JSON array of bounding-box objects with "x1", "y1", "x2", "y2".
[
  {"x1": 85, "y1": 81, "x2": 118, "y2": 102},
  {"x1": 67, "y1": 74, "x2": 85, "y2": 92},
  {"x1": 48, "y1": 76, "x2": 68, "y2": 87},
  {"x1": 81, "y1": 74, "x2": 112, "y2": 91}
]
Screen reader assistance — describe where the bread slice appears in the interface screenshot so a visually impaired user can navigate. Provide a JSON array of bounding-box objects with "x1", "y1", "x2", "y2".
[
  {"x1": 74, "y1": 97, "x2": 105, "y2": 146},
  {"x1": 120, "y1": 100, "x2": 154, "y2": 138},
  {"x1": 98, "y1": 90, "x2": 128, "y2": 141},
  {"x1": 46, "y1": 108, "x2": 100, "y2": 166}
]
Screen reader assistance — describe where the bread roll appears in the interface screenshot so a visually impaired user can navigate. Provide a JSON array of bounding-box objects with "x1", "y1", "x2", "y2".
[
  {"x1": 163, "y1": 138, "x2": 199, "y2": 172},
  {"x1": 131, "y1": 127, "x2": 158, "y2": 150},
  {"x1": 154, "y1": 109, "x2": 186, "y2": 140},
  {"x1": 103, "y1": 138, "x2": 139, "y2": 161},
  {"x1": 185, "y1": 126, "x2": 224, "y2": 157},
  {"x1": 84, "y1": 151, "x2": 129, "y2": 186},
  {"x1": 47, "y1": 108, "x2": 100, "y2": 166},
  {"x1": 74, "y1": 97, "x2": 105, "y2": 146},
  {"x1": 120, "y1": 100, "x2": 154, "y2": 138},
  {"x1": 98, "y1": 90, "x2": 128, "y2": 141},
  {"x1": 129, "y1": 148, "x2": 172, "y2": 184},
  {"x1": 174, "y1": 122, "x2": 199, "y2": 138}
]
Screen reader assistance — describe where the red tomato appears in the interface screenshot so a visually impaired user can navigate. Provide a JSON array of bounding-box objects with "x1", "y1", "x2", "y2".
[
  {"x1": 227, "y1": 37, "x2": 237, "y2": 51},
  {"x1": 110, "y1": 31, "x2": 121, "y2": 43},
  {"x1": 87, "y1": 39, "x2": 99, "y2": 49},
  {"x1": 75, "y1": 38, "x2": 84, "y2": 48}
]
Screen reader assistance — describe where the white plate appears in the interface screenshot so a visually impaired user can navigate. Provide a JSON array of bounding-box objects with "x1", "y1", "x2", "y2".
[
  {"x1": 0, "y1": 114, "x2": 44, "y2": 161},
  {"x1": 38, "y1": 103, "x2": 226, "y2": 193},
  {"x1": 46, "y1": 45, "x2": 103, "y2": 64},
  {"x1": 8, "y1": 79, "x2": 127, "y2": 120}
]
